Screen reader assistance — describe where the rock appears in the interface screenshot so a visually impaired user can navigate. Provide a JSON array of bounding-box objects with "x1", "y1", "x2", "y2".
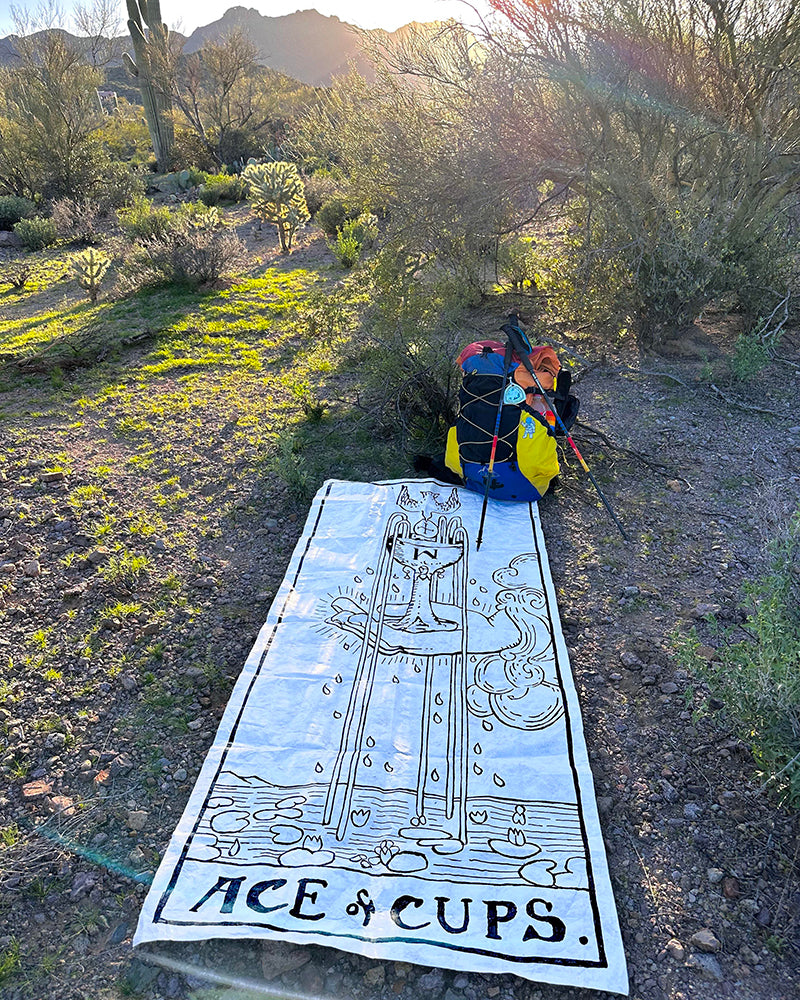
[
  {"x1": 187, "y1": 719, "x2": 202, "y2": 731},
  {"x1": 193, "y1": 575, "x2": 218, "y2": 589},
  {"x1": 623, "y1": 586, "x2": 640, "y2": 596},
  {"x1": 110, "y1": 752, "x2": 134, "y2": 775},
  {"x1": 364, "y1": 966, "x2": 385, "y2": 986},
  {"x1": 597, "y1": 795, "x2": 614, "y2": 815},
  {"x1": 0, "y1": 231, "x2": 22, "y2": 247},
  {"x1": 692, "y1": 603, "x2": 721, "y2": 619},
  {"x1": 707, "y1": 868, "x2": 724, "y2": 884},
  {"x1": 418, "y1": 969, "x2": 445, "y2": 989},
  {"x1": 690, "y1": 928, "x2": 721, "y2": 953},
  {"x1": 755, "y1": 906, "x2": 772, "y2": 927},
  {"x1": 46, "y1": 795, "x2": 76, "y2": 817},
  {"x1": 683, "y1": 802, "x2": 703, "y2": 820},
  {"x1": 0, "y1": 561, "x2": 16, "y2": 574},
  {"x1": 126, "y1": 809, "x2": 149, "y2": 831},
  {"x1": 23, "y1": 559, "x2": 41, "y2": 577},
  {"x1": 70, "y1": 871, "x2": 98, "y2": 900},
  {"x1": 22, "y1": 779, "x2": 52, "y2": 799},
  {"x1": 666, "y1": 479, "x2": 682, "y2": 492},
  {"x1": 722, "y1": 876, "x2": 741, "y2": 900},
  {"x1": 660, "y1": 780, "x2": 679, "y2": 803},
  {"x1": 129, "y1": 846, "x2": 147, "y2": 865},
  {"x1": 39, "y1": 471, "x2": 65, "y2": 483},
  {"x1": 660, "y1": 681, "x2": 679, "y2": 694},
  {"x1": 696, "y1": 645, "x2": 720, "y2": 661},
  {"x1": 620, "y1": 651, "x2": 643, "y2": 669},
  {"x1": 120, "y1": 675, "x2": 137, "y2": 692},
  {"x1": 260, "y1": 940, "x2": 311, "y2": 980},
  {"x1": 173, "y1": 767, "x2": 188, "y2": 782},
  {"x1": 665, "y1": 938, "x2": 685, "y2": 961},
  {"x1": 686, "y1": 952, "x2": 723, "y2": 981}
]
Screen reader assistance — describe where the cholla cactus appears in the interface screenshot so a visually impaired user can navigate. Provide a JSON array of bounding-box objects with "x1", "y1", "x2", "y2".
[
  {"x1": 123, "y1": 0, "x2": 174, "y2": 171},
  {"x1": 72, "y1": 249, "x2": 111, "y2": 303},
  {"x1": 243, "y1": 161, "x2": 310, "y2": 253}
]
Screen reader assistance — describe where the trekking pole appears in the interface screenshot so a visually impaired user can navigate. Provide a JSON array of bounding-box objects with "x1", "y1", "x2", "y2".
[
  {"x1": 501, "y1": 314, "x2": 630, "y2": 542},
  {"x1": 475, "y1": 339, "x2": 515, "y2": 551}
]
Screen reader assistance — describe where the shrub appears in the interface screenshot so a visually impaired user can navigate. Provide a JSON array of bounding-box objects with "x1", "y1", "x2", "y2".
[
  {"x1": 499, "y1": 236, "x2": 538, "y2": 291},
  {"x1": 315, "y1": 196, "x2": 357, "y2": 236},
  {"x1": 198, "y1": 173, "x2": 246, "y2": 206},
  {"x1": 117, "y1": 196, "x2": 172, "y2": 241},
  {"x1": 51, "y1": 197, "x2": 102, "y2": 244},
  {"x1": 330, "y1": 230, "x2": 361, "y2": 268},
  {"x1": 303, "y1": 171, "x2": 340, "y2": 217},
  {"x1": 329, "y1": 213, "x2": 379, "y2": 267},
  {"x1": 0, "y1": 195, "x2": 36, "y2": 231},
  {"x1": 677, "y1": 506, "x2": 800, "y2": 808},
  {"x1": 120, "y1": 213, "x2": 247, "y2": 291},
  {"x1": 14, "y1": 216, "x2": 57, "y2": 251}
]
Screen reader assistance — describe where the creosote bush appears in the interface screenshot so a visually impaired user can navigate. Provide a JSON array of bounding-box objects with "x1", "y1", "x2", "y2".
[
  {"x1": 118, "y1": 196, "x2": 173, "y2": 241},
  {"x1": 13, "y1": 216, "x2": 57, "y2": 251},
  {"x1": 677, "y1": 506, "x2": 800, "y2": 809},
  {"x1": 0, "y1": 196, "x2": 36, "y2": 231}
]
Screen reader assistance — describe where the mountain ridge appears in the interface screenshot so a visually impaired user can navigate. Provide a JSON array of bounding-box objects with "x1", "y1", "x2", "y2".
[{"x1": 0, "y1": 6, "x2": 445, "y2": 87}]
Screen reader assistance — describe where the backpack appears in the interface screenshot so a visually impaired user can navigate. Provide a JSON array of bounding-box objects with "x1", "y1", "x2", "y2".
[{"x1": 443, "y1": 339, "x2": 579, "y2": 502}]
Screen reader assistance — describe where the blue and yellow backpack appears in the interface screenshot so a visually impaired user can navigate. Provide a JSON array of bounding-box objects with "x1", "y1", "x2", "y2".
[{"x1": 443, "y1": 339, "x2": 579, "y2": 502}]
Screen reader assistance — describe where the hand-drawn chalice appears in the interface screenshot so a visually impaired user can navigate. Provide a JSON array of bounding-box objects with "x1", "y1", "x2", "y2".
[{"x1": 324, "y1": 511, "x2": 470, "y2": 848}]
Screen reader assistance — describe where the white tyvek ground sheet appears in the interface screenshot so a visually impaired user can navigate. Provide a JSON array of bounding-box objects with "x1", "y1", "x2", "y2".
[{"x1": 134, "y1": 479, "x2": 628, "y2": 995}]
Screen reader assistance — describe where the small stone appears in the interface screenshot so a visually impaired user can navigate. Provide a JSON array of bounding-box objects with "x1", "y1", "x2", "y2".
[
  {"x1": 755, "y1": 906, "x2": 772, "y2": 927},
  {"x1": 686, "y1": 953, "x2": 723, "y2": 981},
  {"x1": 110, "y1": 752, "x2": 134, "y2": 775},
  {"x1": 696, "y1": 645, "x2": 720, "y2": 661},
  {"x1": 660, "y1": 681, "x2": 679, "y2": 694},
  {"x1": 187, "y1": 719, "x2": 202, "y2": 731},
  {"x1": 120, "y1": 675, "x2": 137, "y2": 692},
  {"x1": 40, "y1": 471, "x2": 65, "y2": 483},
  {"x1": 127, "y1": 809, "x2": 149, "y2": 831},
  {"x1": 22, "y1": 779, "x2": 52, "y2": 799},
  {"x1": 665, "y1": 938, "x2": 685, "y2": 961},
  {"x1": 707, "y1": 868, "x2": 724, "y2": 884},
  {"x1": 597, "y1": 796, "x2": 614, "y2": 815},
  {"x1": 660, "y1": 780, "x2": 679, "y2": 803},
  {"x1": 722, "y1": 876, "x2": 741, "y2": 900},
  {"x1": 260, "y1": 940, "x2": 312, "y2": 980},
  {"x1": 683, "y1": 802, "x2": 703, "y2": 820},
  {"x1": 623, "y1": 585, "x2": 640, "y2": 596},
  {"x1": 87, "y1": 547, "x2": 110, "y2": 566},
  {"x1": 620, "y1": 651, "x2": 643, "y2": 669},
  {"x1": 23, "y1": 559, "x2": 41, "y2": 577},
  {"x1": 173, "y1": 767, "x2": 188, "y2": 782},
  {"x1": 666, "y1": 479, "x2": 682, "y2": 492},
  {"x1": 70, "y1": 871, "x2": 98, "y2": 901},
  {"x1": 129, "y1": 846, "x2": 147, "y2": 865},
  {"x1": 364, "y1": 966, "x2": 385, "y2": 987},
  {"x1": 692, "y1": 603, "x2": 721, "y2": 619},
  {"x1": 690, "y1": 928, "x2": 721, "y2": 953},
  {"x1": 0, "y1": 562, "x2": 15, "y2": 574},
  {"x1": 193, "y1": 575, "x2": 218, "y2": 589},
  {"x1": 46, "y1": 795, "x2": 76, "y2": 817},
  {"x1": 152, "y1": 539, "x2": 166, "y2": 552}
]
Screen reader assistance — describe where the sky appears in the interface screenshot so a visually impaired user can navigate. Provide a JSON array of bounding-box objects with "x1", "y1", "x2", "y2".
[{"x1": 0, "y1": 1, "x2": 495, "y2": 37}]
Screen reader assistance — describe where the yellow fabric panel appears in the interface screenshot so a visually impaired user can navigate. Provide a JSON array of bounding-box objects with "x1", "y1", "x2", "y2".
[
  {"x1": 516, "y1": 415, "x2": 559, "y2": 494},
  {"x1": 445, "y1": 425, "x2": 463, "y2": 478}
]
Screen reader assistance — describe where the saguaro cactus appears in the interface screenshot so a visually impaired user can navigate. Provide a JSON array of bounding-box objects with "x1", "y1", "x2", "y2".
[
  {"x1": 243, "y1": 162, "x2": 310, "y2": 253},
  {"x1": 123, "y1": 0, "x2": 174, "y2": 171}
]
